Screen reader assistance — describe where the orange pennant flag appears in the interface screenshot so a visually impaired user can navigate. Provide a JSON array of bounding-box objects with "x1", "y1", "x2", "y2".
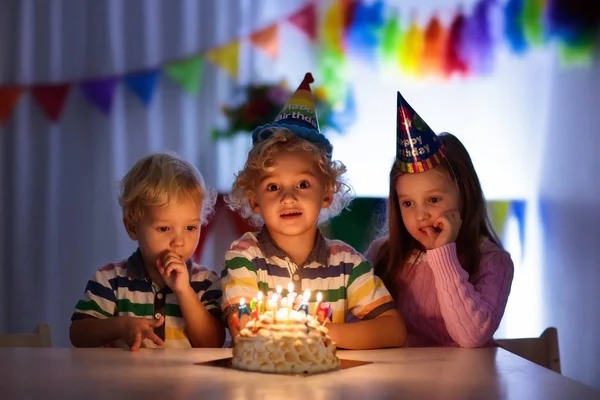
[
  {"x1": 250, "y1": 24, "x2": 279, "y2": 59},
  {"x1": 0, "y1": 86, "x2": 24, "y2": 124},
  {"x1": 421, "y1": 15, "x2": 448, "y2": 78},
  {"x1": 206, "y1": 40, "x2": 240, "y2": 79}
]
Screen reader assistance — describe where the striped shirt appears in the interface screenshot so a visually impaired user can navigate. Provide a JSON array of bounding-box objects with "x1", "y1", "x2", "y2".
[
  {"x1": 221, "y1": 228, "x2": 394, "y2": 324},
  {"x1": 71, "y1": 249, "x2": 222, "y2": 348}
]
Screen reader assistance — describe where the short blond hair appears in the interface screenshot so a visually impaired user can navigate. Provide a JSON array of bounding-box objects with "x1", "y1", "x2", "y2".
[
  {"x1": 118, "y1": 152, "x2": 216, "y2": 225},
  {"x1": 226, "y1": 128, "x2": 354, "y2": 226}
]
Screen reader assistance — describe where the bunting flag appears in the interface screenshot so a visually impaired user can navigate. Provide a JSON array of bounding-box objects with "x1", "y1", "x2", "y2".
[
  {"x1": 80, "y1": 78, "x2": 119, "y2": 115},
  {"x1": 421, "y1": 15, "x2": 448, "y2": 77},
  {"x1": 444, "y1": 12, "x2": 470, "y2": 77},
  {"x1": 206, "y1": 41, "x2": 240, "y2": 79},
  {"x1": 511, "y1": 200, "x2": 527, "y2": 253},
  {"x1": 165, "y1": 56, "x2": 204, "y2": 95},
  {"x1": 488, "y1": 201, "x2": 512, "y2": 239},
  {"x1": 0, "y1": 0, "x2": 597, "y2": 125},
  {"x1": 31, "y1": 84, "x2": 71, "y2": 121},
  {"x1": 124, "y1": 70, "x2": 160, "y2": 105},
  {"x1": 288, "y1": 3, "x2": 318, "y2": 41},
  {"x1": 504, "y1": 0, "x2": 528, "y2": 54},
  {"x1": 322, "y1": 0, "x2": 346, "y2": 52},
  {"x1": 399, "y1": 19, "x2": 424, "y2": 76},
  {"x1": 250, "y1": 24, "x2": 279, "y2": 59},
  {"x1": 0, "y1": 87, "x2": 24, "y2": 124}
]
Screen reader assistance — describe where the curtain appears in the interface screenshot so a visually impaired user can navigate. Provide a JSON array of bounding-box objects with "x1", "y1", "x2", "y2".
[{"x1": 0, "y1": 0, "x2": 309, "y2": 346}]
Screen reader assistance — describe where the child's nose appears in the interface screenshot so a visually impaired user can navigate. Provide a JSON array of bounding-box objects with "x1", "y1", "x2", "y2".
[
  {"x1": 171, "y1": 232, "x2": 184, "y2": 247},
  {"x1": 416, "y1": 206, "x2": 431, "y2": 221},
  {"x1": 280, "y1": 190, "x2": 297, "y2": 205}
]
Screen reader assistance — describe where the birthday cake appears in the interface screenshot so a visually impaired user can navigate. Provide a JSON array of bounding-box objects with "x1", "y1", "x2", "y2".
[{"x1": 231, "y1": 291, "x2": 340, "y2": 374}]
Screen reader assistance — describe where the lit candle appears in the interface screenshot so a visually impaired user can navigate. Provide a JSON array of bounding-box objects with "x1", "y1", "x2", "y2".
[
  {"x1": 316, "y1": 301, "x2": 329, "y2": 324},
  {"x1": 237, "y1": 297, "x2": 252, "y2": 324},
  {"x1": 281, "y1": 298, "x2": 290, "y2": 321},
  {"x1": 257, "y1": 291, "x2": 264, "y2": 314},
  {"x1": 296, "y1": 289, "x2": 310, "y2": 316},
  {"x1": 276, "y1": 285, "x2": 283, "y2": 308},
  {"x1": 287, "y1": 282, "x2": 294, "y2": 295},
  {"x1": 313, "y1": 292, "x2": 323, "y2": 315}
]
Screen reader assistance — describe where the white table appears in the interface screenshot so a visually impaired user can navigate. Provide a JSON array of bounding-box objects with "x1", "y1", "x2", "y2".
[{"x1": 0, "y1": 347, "x2": 597, "y2": 399}]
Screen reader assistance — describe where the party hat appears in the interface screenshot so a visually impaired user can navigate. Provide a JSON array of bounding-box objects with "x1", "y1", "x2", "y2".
[
  {"x1": 252, "y1": 73, "x2": 333, "y2": 158},
  {"x1": 396, "y1": 91, "x2": 446, "y2": 173}
]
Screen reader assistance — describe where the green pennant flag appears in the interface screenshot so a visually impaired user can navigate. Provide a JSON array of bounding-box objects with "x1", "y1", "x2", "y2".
[
  {"x1": 380, "y1": 15, "x2": 403, "y2": 66},
  {"x1": 164, "y1": 56, "x2": 204, "y2": 95},
  {"x1": 522, "y1": 0, "x2": 545, "y2": 47}
]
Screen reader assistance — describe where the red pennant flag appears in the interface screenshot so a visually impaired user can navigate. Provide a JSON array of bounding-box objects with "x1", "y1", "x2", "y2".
[
  {"x1": 288, "y1": 3, "x2": 317, "y2": 40},
  {"x1": 31, "y1": 84, "x2": 71, "y2": 121},
  {"x1": 0, "y1": 86, "x2": 24, "y2": 124},
  {"x1": 250, "y1": 24, "x2": 279, "y2": 59}
]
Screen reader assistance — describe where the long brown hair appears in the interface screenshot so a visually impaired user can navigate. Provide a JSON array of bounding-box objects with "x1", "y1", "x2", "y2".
[{"x1": 373, "y1": 133, "x2": 501, "y2": 295}]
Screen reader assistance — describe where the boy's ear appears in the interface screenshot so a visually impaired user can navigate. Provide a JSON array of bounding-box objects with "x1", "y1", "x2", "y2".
[
  {"x1": 322, "y1": 187, "x2": 334, "y2": 209},
  {"x1": 248, "y1": 192, "x2": 261, "y2": 214},
  {"x1": 123, "y1": 218, "x2": 138, "y2": 240}
]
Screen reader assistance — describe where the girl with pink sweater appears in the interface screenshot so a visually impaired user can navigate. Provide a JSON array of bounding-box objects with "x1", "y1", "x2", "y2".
[{"x1": 366, "y1": 92, "x2": 514, "y2": 348}]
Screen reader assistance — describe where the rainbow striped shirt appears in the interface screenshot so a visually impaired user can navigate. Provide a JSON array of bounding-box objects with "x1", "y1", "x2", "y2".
[
  {"x1": 71, "y1": 249, "x2": 222, "y2": 348},
  {"x1": 221, "y1": 228, "x2": 394, "y2": 324}
]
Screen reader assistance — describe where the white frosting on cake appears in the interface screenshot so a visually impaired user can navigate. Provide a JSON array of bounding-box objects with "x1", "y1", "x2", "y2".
[{"x1": 232, "y1": 309, "x2": 340, "y2": 374}]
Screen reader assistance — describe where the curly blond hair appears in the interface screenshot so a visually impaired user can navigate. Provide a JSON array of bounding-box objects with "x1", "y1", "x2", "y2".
[
  {"x1": 118, "y1": 152, "x2": 216, "y2": 225},
  {"x1": 226, "y1": 128, "x2": 354, "y2": 227}
]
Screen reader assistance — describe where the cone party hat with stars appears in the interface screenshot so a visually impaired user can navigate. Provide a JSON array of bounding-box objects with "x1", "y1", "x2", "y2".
[{"x1": 396, "y1": 91, "x2": 446, "y2": 173}]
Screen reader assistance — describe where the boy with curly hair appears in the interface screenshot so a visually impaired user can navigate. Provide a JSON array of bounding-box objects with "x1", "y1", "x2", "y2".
[{"x1": 221, "y1": 74, "x2": 406, "y2": 349}]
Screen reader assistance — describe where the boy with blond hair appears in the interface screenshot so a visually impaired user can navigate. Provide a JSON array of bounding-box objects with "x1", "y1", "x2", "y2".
[
  {"x1": 222, "y1": 74, "x2": 407, "y2": 349},
  {"x1": 70, "y1": 153, "x2": 225, "y2": 350}
]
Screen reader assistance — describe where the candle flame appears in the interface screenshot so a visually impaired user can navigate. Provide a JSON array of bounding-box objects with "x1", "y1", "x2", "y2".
[
  {"x1": 257, "y1": 291, "x2": 263, "y2": 300},
  {"x1": 303, "y1": 289, "x2": 310, "y2": 302},
  {"x1": 276, "y1": 285, "x2": 282, "y2": 294},
  {"x1": 240, "y1": 297, "x2": 246, "y2": 306},
  {"x1": 316, "y1": 292, "x2": 323, "y2": 302},
  {"x1": 288, "y1": 282, "x2": 294, "y2": 293}
]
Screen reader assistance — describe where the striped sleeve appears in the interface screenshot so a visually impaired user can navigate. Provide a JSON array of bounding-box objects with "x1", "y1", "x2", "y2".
[
  {"x1": 190, "y1": 266, "x2": 223, "y2": 320},
  {"x1": 221, "y1": 234, "x2": 261, "y2": 317},
  {"x1": 71, "y1": 264, "x2": 118, "y2": 321},
  {"x1": 346, "y1": 253, "x2": 395, "y2": 321}
]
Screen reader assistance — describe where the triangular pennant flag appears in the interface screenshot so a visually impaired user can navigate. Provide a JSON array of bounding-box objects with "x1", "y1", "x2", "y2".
[
  {"x1": 510, "y1": 200, "x2": 527, "y2": 252},
  {"x1": 488, "y1": 201, "x2": 511, "y2": 240},
  {"x1": 288, "y1": 3, "x2": 318, "y2": 40},
  {"x1": 124, "y1": 70, "x2": 160, "y2": 105},
  {"x1": 165, "y1": 56, "x2": 204, "y2": 95},
  {"x1": 422, "y1": 15, "x2": 448, "y2": 77},
  {"x1": 80, "y1": 77, "x2": 119, "y2": 115},
  {"x1": 250, "y1": 24, "x2": 279, "y2": 59},
  {"x1": 322, "y1": 0, "x2": 345, "y2": 52},
  {"x1": 206, "y1": 41, "x2": 240, "y2": 79},
  {"x1": 0, "y1": 86, "x2": 24, "y2": 124},
  {"x1": 31, "y1": 84, "x2": 71, "y2": 121}
]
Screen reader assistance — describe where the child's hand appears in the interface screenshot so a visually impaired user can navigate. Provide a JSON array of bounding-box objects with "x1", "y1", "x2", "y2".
[
  {"x1": 120, "y1": 315, "x2": 165, "y2": 352},
  {"x1": 422, "y1": 211, "x2": 462, "y2": 249},
  {"x1": 157, "y1": 251, "x2": 191, "y2": 295}
]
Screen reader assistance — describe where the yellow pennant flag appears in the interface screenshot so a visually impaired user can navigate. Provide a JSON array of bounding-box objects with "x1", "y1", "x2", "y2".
[
  {"x1": 322, "y1": 0, "x2": 344, "y2": 52},
  {"x1": 399, "y1": 20, "x2": 424, "y2": 76},
  {"x1": 206, "y1": 40, "x2": 240, "y2": 79},
  {"x1": 487, "y1": 201, "x2": 511, "y2": 240},
  {"x1": 250, "y1": 24, "x2": 279, "y2": 59}
]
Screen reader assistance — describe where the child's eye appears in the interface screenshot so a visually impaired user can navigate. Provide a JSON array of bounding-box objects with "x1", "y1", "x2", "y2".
[
  {"x1": 401, "y1": 201, "x2": 412, "y2": 208},
  {"x1": 157, "y1": 227, "x2": 169, "y2": 232},
  {"x1": 186, "y1": 226, "x2": 198, "y2": 231},
  {"x1": 297, "y1": 181, "x2": 310, "y2": 189},
  {"x1": 266, "y1": 183, "x2": 279, "y2": 192},
  {"x1": 429, "y1": 197, "x2": 442, "y2": 204}
]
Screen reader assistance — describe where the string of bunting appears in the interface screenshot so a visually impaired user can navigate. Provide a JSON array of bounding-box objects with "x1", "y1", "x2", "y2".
[{"x1": 0, "y1": 0, "x2": 597, "y2": 125}]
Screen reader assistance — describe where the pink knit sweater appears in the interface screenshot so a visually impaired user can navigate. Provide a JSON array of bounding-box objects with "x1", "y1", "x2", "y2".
[{"x1": 365, "y1": 238, "x2": 514, "y2": 348}]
